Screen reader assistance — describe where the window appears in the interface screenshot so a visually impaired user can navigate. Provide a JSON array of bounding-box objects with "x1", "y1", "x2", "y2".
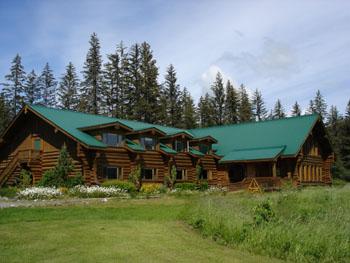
[
  {"x1": 173, "y1": 140, "x2": 185, "y2": 152},
  {"x1": 141, "y1": 168, "x2": 156, "y2": 180},
  {"x1": 199, "y1": 144, "x2": 210, "y2": 154},
  {"x1": 102, "y1": 133, "x2": 124, "y2": 147},
  {"x1": 176, "y1": 169, "x2": 187, "y2": 180},
  {"x1": 102, "y1": 166, "x2": 121, "y2": 179},
  {"x1": 199, "y1": 169, "x2": 208, "y2": 180},
  {"x1": 140, "y1": 137, "x2": 156, "y2": 150},
  {"x1": 33, "y1": 138, "x2": 41, "y2": 151}
]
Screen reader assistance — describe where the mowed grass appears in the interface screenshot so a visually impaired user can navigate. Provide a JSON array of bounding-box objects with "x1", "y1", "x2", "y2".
[
  {"x1": 183, "y1": 185, "x2": 350, "y2": 263},
  {"x1": 0, "y1": 197, "x2": 280, "y2": 263}
]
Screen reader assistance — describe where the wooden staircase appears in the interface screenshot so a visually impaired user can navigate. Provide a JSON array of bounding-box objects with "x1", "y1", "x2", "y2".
[{"x1": 0, "y1": 152, "x2": 19, "y2": 187}]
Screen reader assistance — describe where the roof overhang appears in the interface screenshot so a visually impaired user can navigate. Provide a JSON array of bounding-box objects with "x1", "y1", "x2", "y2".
[
  {"x1": 79, "y1": 121, "x2": 133, "y2": 132},
  {"x1": 190, "y1": 135, "x2": 218, "y2": 144},
  {"x1": 126, "y1": 127, "x2": 166, "y2": 137},
  {"x1": 160, "y1": 131, "x2": 193, "y2": 140}
]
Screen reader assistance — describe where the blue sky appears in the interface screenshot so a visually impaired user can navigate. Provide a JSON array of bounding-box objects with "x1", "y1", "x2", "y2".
[{"x1": 0, "y1": 0, "x2": 349, "y2": 114}]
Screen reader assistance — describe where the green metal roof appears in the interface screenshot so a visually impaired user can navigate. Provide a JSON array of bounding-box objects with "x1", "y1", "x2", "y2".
[
  {"x1": 124, "y1": 139, "x2": 145, "y2": 152},
  {"x1": 219, "y1": 146, "x2": 285, "y2": 163},
  {"x1": 159, "y1": 143, "x2": 177, "y2": 155},
  {"x1": 189, "y1": 147, "x2": 205, "y2": 157},
  {"x1": 28, "y1": 105, "x2": 320, "y2": 162},
  {"x1": 190, "y1": 114, "x2": 319, "y2": 158}
]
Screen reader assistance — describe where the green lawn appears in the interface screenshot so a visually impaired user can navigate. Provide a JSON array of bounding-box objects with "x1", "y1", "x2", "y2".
[{"x1": 0, "y1": 197, "x2": 280, "y2": 263}]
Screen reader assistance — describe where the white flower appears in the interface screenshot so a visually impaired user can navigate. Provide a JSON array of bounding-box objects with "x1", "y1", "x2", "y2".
[{"x1": 17, "y1": 187, "x2": 62, "y2": 200}]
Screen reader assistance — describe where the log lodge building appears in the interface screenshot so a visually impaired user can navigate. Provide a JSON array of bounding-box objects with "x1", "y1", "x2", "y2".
[{"x1": 0, "y1": 105, "x2": 334, "y2": 190}]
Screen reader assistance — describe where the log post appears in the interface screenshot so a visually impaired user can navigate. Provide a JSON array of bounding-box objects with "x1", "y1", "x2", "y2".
[{"x1": 272, "y1": 162, "x2": 277, "y2": 177}]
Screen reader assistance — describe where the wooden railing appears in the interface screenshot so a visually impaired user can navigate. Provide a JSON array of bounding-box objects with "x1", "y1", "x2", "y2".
[
  {"x1": 17, "y1": 149, "x2": 41, "y2": 161},
  {"x1": 243, "y1": 177, "x2": 282, "y2": 193},
  {"x1": 0, "y1": 153, "x2": 19, "y2": 186}
]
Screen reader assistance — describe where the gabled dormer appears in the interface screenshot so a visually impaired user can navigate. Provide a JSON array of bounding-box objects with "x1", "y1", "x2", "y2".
[{"x1": 189, "y1": 136, "x2": 218, "y2": 155}]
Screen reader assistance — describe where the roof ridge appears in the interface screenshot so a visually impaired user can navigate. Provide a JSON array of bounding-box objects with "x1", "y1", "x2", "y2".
[
  {"x1": 190, "y1": 114, "x2": 320, "y2": 132},
  {"x1": 230, "y1": 145, "x2": 286, "y2": 152}
]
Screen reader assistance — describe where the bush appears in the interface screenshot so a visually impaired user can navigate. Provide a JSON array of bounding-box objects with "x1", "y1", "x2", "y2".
[
  {"x1": 19, "y1": 169, "x2": 32, "y2": 188},
  {"x1": 69, "y1": 185, "x2": 129, "y2": 198},
  {"x1": 129, "y1": 165, "x2": 141, "y2": 191},
  {"x1": 197, "y1": 180, "x2": 209, "y2": 191},
  {"x1": 140, "y1": 183, "x2": 163, "y2": 195},
  {"x1": 17, "y1": 187, "x2": 62, "y2": 200},
  {"x1": 101, "y1": 180, "x2": 136, "y2": 192},
  {"x1": 65, "y1": 174, "x2": 84, "y2": 188},
  {"x1": 175, "y1": 182, "x2": 197, "y2": 191},
  {"x1": 0, "y1": 187, "x2": 17, "y2": 198},
  {"x1": 253, "y1": 200, "x2": 275, "y2": 225},
  {"x1": 164, "y1": 165, "x2": 177, "y2": 189}
]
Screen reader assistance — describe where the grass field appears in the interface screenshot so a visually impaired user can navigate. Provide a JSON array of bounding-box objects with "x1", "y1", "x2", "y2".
[
  {"x1": 0, "y1": 197, "x2": 280, "y2": 263},
  {"x1": 0, "y1": 185, "x2": 349, "y2": 263}
]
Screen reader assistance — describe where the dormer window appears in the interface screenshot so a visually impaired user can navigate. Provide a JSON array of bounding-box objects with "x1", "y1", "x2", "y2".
[
  {"x1": 173, "y1": 140, "x2": 185, "y2": 152},
  {"x1": 199, "y1": 144, "x2": 210, "y2": 154},
  {"x1": 140, "y1": 137, "x2": 156, "y2": 150},
  {"x1": 102, "y1": 133, "x2": 124, "y2": 147}
]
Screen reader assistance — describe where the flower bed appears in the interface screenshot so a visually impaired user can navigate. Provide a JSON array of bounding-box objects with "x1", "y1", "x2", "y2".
[
  {"x1": 17, "y1": 187, "x2": 62, "y2": 200},
  {"x1": 69, "y1": 185, "x2": 129, "y2": 198}
]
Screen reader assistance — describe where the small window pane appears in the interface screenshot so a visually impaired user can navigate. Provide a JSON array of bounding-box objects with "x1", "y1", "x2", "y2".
[
  {"x1": 102, "y1": 166, "x2": 120, "y2": 179},
  {"x1": 176, "y1": 169, "x2": 186, "y2": 180},
  {"x1": 34, "y1": 139, "x2": 41, "y2": 151},
  {"x1": 173, "y1": 141, "x2": 185, "y2": 152},
  {"x1": 102, "y1": 133, "x2": 124, "y2": 147},
  {"x1": 200, "y1": 169, "x2": 208, "y2": 180},
  {"x1": 199, "y1": 144, "x2": 209, "y2": 154},
  {"x1": 140, "y1": 137, "x2": 155, "y2": 150},
  {"x1": 141, "y1": 168, "x2": 155, "y2": 180}
]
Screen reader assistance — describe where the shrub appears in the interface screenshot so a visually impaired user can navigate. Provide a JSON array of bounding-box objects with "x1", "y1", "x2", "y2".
[
  {"x1": 175, "y1": 182, "x2": 197, "y2": 191},
  {"x1": 140, "y1": 183, "x2": 163, "y2": 195},
  {"x1": 197, "y1": 180, "x2": 209, "y2": 191},
  {"x1": 253, "y1": 200, "x2": 275, "y2": 225},
  {"x1": 0, "y1": 187, "x2": 17, "y2": 198},
  {"x1": 101, "y1": 180, "x2": 136, "y2": 192},
  {"x1": 38, "y1": 145, "x2": 80, "y2": 187},
  {"x1": 129, "y1": 165, "x2": 141, "y2": 191},
  {"x1": 69, "y1": 185, "x2": 129, "y2": 198},
  {"x1": 17, "y1": 187, "x2": 62, "y2": 200},
  {"x1": 19, "y1": 169, "x2": 32, "y2": 188},
  {"x1": 164, "y1": 165, "x2": 177, "y2": 189}
]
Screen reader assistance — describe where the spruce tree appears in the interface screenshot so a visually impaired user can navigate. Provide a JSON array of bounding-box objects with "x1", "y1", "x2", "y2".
[
  {"x1": 157, "y1": 88, "x2": 168, "y2": 125},
  {"x1": 39, "y1": 63, "x2": 57, "y2": 107},
  {"x1": 307, "y1": 99, "x2": 315, "y2": 114},
  {"x1": 313, "y1": 90, "x2": 327, "y2": 120},
  {"x1": 126, "y1": 43, "x2": 142, "y2": 118},
  {"x1": 135, "y1": 42, "x2": 160, "y2": 123},
  {"x1": 2, "y1": 54, "x2": 26, "y2": 117},
  {"x1": 251, "y1": 89, "x2": 267, "y2": 121},
  {"x1": 81, "y1": 33, "x2": 103, "y2": 114},
  {"x1": 273, "y1": 99, "x2": 286, "y2": 119},
  {"x1": 238, "y1": 84, "x2": 252, "y2": 122},
  {"x1": 339, "y1": 117, "x2": 350, "y2": 170},
  {"x1": 24, "y1": 70, "x2": 40, "y2": 104},
  {"x1": 346, "y1": 99, "x2": 350, "y2": 119},
  {"x1": 181, "y1": 88, "x2": 197, "y2": 129},
  {"x1": 0, "y1": 94, "x2": 11, "y2": 134},
  {"x1": 163, "y1": 64, "x2": 182, "y2": 126},
  {"x1": 211, "y1": 72, "x2": 225, "y2": 125},
  {"x1": 58, "y1": 62, "x2": 79, "y2": 110},
  {"x1": 102, "y1": 42, "x2": 128, "y2": 117},
  {"x1": 224, "y1": 80, "x2": 239, "y2": 124},
  {"x1": 198, "y1": 93, "x2": 215, "y2": 127},
  {"x1": 291, "y1": 101, "x2": 301, "y2": 116},
  {"x1": 327, "y1": 106, "x2": 341, "y2": 128}
]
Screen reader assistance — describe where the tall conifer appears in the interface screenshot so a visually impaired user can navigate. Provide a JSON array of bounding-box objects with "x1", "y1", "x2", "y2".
[
  {"x1": 24, "y1": 70, "x2": 40, "y2": 104},
  {"x1": 291, "y1": 101, "x2": 301, "y2": 116},
  {"x1": 198, "y1": 93, "x2": 215, "y2": 127},
  {"x1": 39, "y1": 63, "x2": 57, "y2": 107},
  {"x1": 181, "y1": 88, "x2": 197, "y2": 129},
  {"x1": 251, "y1": 89, "x2": 267, "y2": 121},
  {"x1": 238, "y1": 84, "x2": 252, "y2": 122},
  {"x1": 211, "y1": 72, "x2": 225, "y2": 125},
  {"x1": 273, "y1": 99, "x2": 286, "y2": 119},
  {"x1": 224, "y1": 80, "x2": 239, "y2": 124},
  {"x1": 58, "y1": 62, "x2": 79, "y2": 110}
]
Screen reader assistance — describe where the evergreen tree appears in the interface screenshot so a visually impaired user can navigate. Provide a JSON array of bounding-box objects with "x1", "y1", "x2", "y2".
[
  {"x1": 198, "y1": 93, "x2": 215, "y2": 127},
  {"x1": 346, "y1": 99, "x2": 350, "y2": 119},
  {"x1": 157, "y1": 88, "x2": 168, "y2": 125},
  {"x1": 39, "y1": 63, "x2": 57, "y2": 107},
  {"x1": 163, "y1": 64, "x2": 182, "y2": 126},
  {"x1": 58, "y1": 62, "x2": 79, "y2": 110},
  {"x1": 238, "y1": 84, "x2": 252, "y2": 122},
  {"x1": 102, "y1": 42, "x2": 128, "y2": 117},
  {"x1": 2, "y1": 54, "x2": 26, "y2": 116},
  {"x1": 224, "y1": 80, "x2": 239, "y2": 124},
  {"x1": 211, "y1": 72, "x2": 225, "y2": 125},
  {"x1": 251, "y1": 89, "x2": 267, "y2": 121},
  {"x1": 181, "y1": 88, "x2": 197, "y2": 129},
  {"x1": 307, "y1": 99, "x2": 315, "y2": 114},
  {"x1": 313, "y1": 90, "x2": 327, "y2": 120},
  {"x1": 273, "y1": 99, "x2": 286, "y2": 119},
  {"x1": 339, "y1": 117, "x2": 350, "y2": 171},
  {"x1": 134, "y1": 42, "x2": 160, "y2": 123},
  {"x1": 327, "y1": 106, "x2": 341, "y2": 128},
  {"x1": 24, "y1": 70, "x2": 40, "y2": 104},
  {"x1": 291, "y1": 101, "x2": 301, "y2": 116},
  {"x1": 81, "y1": 33, "x2": 103, "y2": 114},
  {"x1": 126, "y1": 43, "x2": 142, "y2": 118},
  {"x1": 0, "y1": 94, "x2": 11, "y2": 134}
]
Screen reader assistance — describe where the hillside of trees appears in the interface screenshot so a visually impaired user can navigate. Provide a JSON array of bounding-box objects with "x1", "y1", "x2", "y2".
[{"x1": 0, "y1": 33, "x2": 349, "y2": 179}]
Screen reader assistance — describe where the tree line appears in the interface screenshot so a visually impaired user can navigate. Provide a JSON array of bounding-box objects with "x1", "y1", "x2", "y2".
[{"x1": 0, "y1": 33, "x2": 349, "y2": 179}]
